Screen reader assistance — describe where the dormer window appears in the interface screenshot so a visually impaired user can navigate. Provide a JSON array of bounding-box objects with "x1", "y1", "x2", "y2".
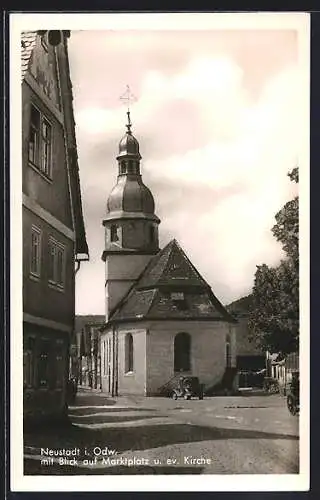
[
  {"x1": 110, "y1": 224, "x2": 119, "y2": 242},
  {"x1": 171, "y1": 292, "x2": 188, "y2": 310}
]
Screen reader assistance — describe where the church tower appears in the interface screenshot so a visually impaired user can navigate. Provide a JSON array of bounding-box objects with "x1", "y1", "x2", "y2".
[{"x1": 102, "y1": 110, "x2": 160, "y2": 320}]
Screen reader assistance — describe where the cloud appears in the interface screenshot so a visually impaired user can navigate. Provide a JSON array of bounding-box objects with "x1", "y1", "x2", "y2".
[{"x1": 70, "y1": 30, "x2": 300, "y2": 313}]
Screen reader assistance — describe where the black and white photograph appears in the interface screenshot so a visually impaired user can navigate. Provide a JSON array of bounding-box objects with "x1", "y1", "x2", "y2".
[{"x1": 10, "y1": 12, "x2": 309, "y2": 492}]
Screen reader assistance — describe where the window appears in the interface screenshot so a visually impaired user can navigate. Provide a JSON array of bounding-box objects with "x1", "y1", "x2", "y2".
[
  {"x1": 28, "y1": 104, "x2": 52, "y2": 178},
  {"x1": 23, "y1": 337, "x2": 36, "y2": 388},
  {"x1": 41, "y1": 118, "x2": 52, "y2": 176},
  {"x1": 110, "y1": 224, "x2": 118, "y2": 242},
  {"x1": 48, "y1": 237, "x2": 65, "y2": 289},
  {"x1": 174, "y1": 332, "x2": 191, "y2": 372},
  {"x1": 120, "y1": 161, "x2": 126, "y2": 174},
  {"x1": 125, "y1": 333, "x2": 134, "y2": 373},
  {"x1": 171, "y1": 291, "x2": 188, "y2": 311},
  {"x1": 29, "y1": 106, "x2": 40, "y2": 166},
  {"x1": 30, "y1": 226, "x2": 41, "y2": 278}
]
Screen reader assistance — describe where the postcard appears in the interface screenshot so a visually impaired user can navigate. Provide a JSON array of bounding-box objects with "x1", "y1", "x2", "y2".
[{"x1": 10, "y1": 11, "x2": 310, "y2": 492}]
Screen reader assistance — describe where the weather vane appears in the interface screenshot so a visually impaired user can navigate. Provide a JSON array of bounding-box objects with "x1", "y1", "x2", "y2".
[{"x1": 119, "y1": 85, "x2": 137, "y2": 133}]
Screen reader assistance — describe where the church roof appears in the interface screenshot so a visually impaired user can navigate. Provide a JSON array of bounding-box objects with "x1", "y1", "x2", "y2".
[
  {"x1": 107, "y1": 175, "x2": 156, "y2": 215},
  {"x1": 109, "y1": 239, "x2": 236, "y2": 323}
]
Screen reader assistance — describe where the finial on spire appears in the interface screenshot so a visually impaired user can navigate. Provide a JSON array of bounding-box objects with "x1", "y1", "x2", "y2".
[
  {"x1": 119, "y1": 85, "x2": 137, "y2": 135},
  {"x1": 126, "y1": 110, "x2": 132, "y2": 134}
]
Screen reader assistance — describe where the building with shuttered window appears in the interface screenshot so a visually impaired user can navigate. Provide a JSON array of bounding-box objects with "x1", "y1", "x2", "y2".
[{"x1": 21, "y1": 30, "x2": 89, "y2": 422}]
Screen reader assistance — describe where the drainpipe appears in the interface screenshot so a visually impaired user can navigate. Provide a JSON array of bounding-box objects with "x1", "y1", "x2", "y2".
[{"x1": 111, "y1": 324, "x2": 115, "y2": 397}]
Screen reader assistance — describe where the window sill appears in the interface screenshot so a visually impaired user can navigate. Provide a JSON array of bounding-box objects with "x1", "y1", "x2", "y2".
[
  {"x1": 48, "y1": 281, "x2": 65, "y2": 293},
  {"x1": 29, "y1": 272, "x2": 41, "y2": 282},
  {"x1": 28, "y1": 161, "x2": 53, "y2": 184},
  {"x1": 124, "y1": 371, "x2": 134, "y2": 377}
]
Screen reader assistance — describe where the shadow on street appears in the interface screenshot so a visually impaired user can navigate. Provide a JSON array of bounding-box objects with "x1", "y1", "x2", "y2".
[{"x1": 24, "y1": 418, "x2": 298, "y2": 458}]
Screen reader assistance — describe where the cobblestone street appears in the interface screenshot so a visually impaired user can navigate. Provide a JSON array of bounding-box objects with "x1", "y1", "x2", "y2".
[{"x1": 24, "y1": 389, "x2": 299, "y2": 475}]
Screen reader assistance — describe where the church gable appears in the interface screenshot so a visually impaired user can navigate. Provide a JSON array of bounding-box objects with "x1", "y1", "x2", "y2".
[
  {"x1": 137, "y1": 239, "x2": 208, "y2": 290},
  {"x1": 110, "y1": 239, "x2": 235, "y2": 323},
  {"x1": 158, "y1": 239, "x2": 208, "y2": 287}
]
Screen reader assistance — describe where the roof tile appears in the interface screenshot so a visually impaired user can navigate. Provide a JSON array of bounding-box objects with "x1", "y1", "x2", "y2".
[
  {"x1": 21, "y1": 31, "x2": 38, "y2": 81},
  {"x1": 110, "y1": 239, "x2": 235, "y2": 323}
]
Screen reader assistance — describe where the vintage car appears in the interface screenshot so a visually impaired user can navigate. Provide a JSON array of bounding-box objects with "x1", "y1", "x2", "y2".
[{"x1": 171, "y1": 376, "x2": 204, "y2": 400}]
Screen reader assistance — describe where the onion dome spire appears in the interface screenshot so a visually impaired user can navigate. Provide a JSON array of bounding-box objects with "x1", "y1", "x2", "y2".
[{"x1": 105, "y1": 88, "x2": 159, "y2": 221}]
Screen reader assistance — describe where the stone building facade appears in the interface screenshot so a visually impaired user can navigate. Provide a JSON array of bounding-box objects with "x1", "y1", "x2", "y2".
[
  {"x1": 100, "y1": 111, "x2": 237, "y2": 396},
  {"x1": 22, "y1": 31, "x2": 89, "y2": 422}
]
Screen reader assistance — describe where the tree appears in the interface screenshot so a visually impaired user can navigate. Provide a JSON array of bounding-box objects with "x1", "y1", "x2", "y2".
[{"x1": 248, "y1": 168, "x2": 299, "y2": 357}]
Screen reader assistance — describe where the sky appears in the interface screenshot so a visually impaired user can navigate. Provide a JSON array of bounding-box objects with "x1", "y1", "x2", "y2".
[{"x1": 68, "y1": 28, "x2": 301, "y2": 315}]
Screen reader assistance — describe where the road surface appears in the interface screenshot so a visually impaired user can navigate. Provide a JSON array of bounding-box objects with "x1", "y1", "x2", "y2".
[{"x1": 24, "y1": 390, "x2": 299, "y2": 475}]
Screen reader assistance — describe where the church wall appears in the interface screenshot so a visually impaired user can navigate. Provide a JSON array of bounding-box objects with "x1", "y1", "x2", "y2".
[
  {"x1": 145, "y1": 320, "x2": 235, "y2": 395},
  {"x1": 100, "y1": 325, "x2": 147, "y2": 395},
  {"x1": 117, "y1": 326, "x2": 147, "y2": 395}
]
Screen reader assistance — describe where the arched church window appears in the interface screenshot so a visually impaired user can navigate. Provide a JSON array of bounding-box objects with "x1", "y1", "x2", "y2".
[
  {"x1": 125, "y1": 333, "x2": 134, "y2": 373},
  {"x1": 174, "y1": 332, "x2": 191, "y2": 372},
  {"x1": 110, "y1": 224, "x2": 118, "y2": 242},
  {"x1": 120, "y1": 161, "x2": 126, "y2": 174}
]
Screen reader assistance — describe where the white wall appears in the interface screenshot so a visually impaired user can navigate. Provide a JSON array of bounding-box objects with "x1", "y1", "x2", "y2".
[
  {"x1": 117, "y1": 326, "x2": 147, "y2": 395},
  {"x1": 146, "y1": 320, "x2": 233, "y2": 395}
]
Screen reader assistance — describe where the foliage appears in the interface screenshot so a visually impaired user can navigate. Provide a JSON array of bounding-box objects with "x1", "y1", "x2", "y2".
[{"x1": 248, "y1": 168, "x2": 299, "y2": 357}]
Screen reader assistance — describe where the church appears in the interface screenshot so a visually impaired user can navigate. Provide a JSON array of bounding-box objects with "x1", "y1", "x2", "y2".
[{"x1": 100, "y1": 110, "x2": 237, "y2": 396}]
